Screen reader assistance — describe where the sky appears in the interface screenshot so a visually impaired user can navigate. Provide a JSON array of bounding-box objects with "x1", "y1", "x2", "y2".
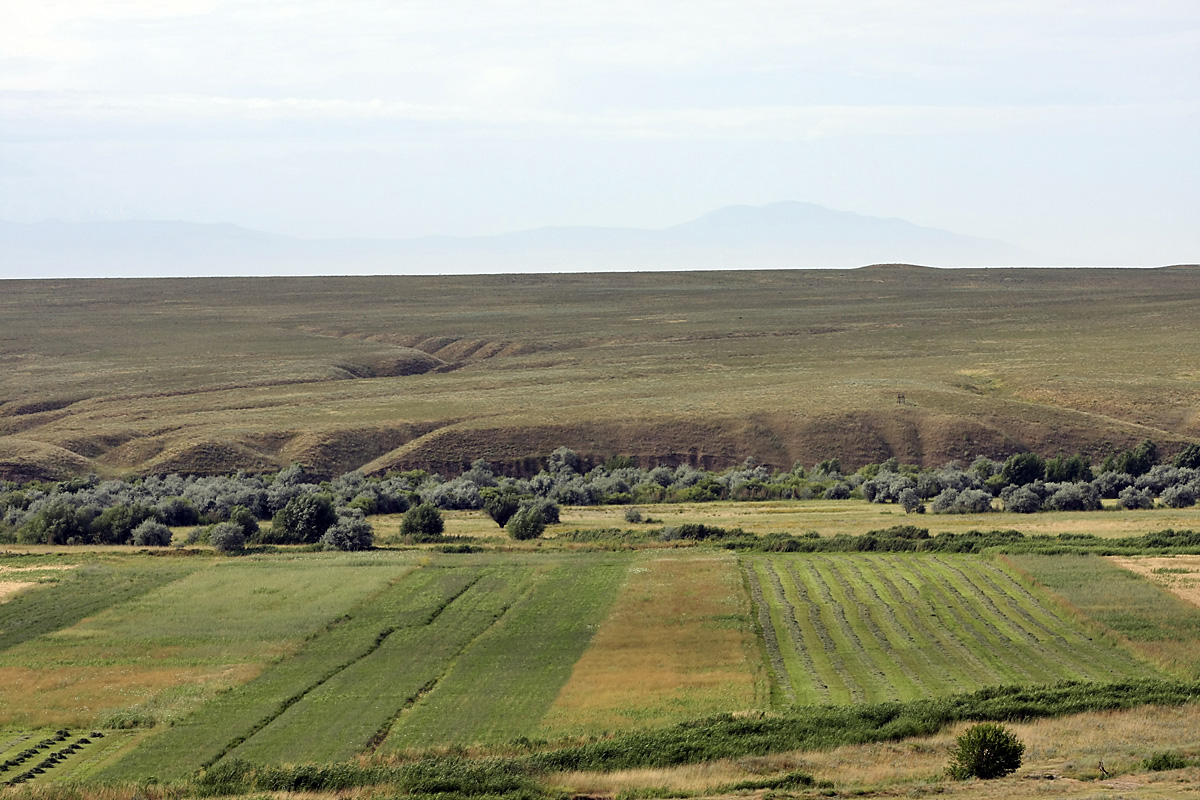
[{"x1": 1, "y1": 0, "x2": 1198, "y2": 267}]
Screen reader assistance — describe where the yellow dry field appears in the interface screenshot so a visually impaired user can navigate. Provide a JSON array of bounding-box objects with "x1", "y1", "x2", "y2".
[
  {"x1": 0, "y1": 564, "x2": 79, "y2": 573},
  {"x1": 1109, "y1": 555, "x2": 1200, "y2": 607},
  {"x1": 538, "y1": 552, "x2": 764, "y2": 737},
  {"x1": 552, "y1": 703, "x2": 1200, "y2": 799},
  {"x1": 0, "y1": 663, "x2": 259, "y2": 728},
  {"x1": 0, "y1": 581, "x2": 36, "y2": 602}
]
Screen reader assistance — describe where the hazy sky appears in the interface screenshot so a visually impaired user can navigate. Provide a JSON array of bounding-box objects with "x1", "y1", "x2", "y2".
[{"x1": 2, "y1": 1, "x2": 1197, "y2": 265}]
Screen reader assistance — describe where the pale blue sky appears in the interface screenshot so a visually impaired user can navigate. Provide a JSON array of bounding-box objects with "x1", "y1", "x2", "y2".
[{"x1": 1, "y1": 1, "x2": 1197, "y2": 266}]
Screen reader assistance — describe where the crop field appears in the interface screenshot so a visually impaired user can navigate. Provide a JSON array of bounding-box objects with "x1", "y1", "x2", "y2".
[
  {"x1": 3, "y1": 268, "x2": 1199, "y2": 480},
  {"x1": 746, "y1": 553, "x2": 1153, "y2": 705},
  {"x1": 537, "y1": 553, "x2": 764, "y2": 737},
  {"x1": 1006, "y1": 553, "x2": 1200, "y2": 679}
]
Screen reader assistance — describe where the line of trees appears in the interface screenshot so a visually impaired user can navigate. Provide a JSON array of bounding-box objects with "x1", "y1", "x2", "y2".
[{"x1": 2, "y1": 441, "x2": 1198, "y2": 546}]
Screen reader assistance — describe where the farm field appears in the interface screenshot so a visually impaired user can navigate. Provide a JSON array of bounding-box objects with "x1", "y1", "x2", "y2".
[
  {"x1": 1005, "y1": 553, "x2": 1200, "y2": 679},
  {"x1": 1, "y1": 518, "x2": 1199, "y2": 794},
  {"x1": 3, "y1": 268, "x2": 1200, "y2": 480},
  {"x1": 746, "y1": 553, "x2": 1152, "y2": 705}
]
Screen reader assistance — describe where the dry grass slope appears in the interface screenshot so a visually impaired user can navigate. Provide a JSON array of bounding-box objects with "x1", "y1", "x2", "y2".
[{"x1": 2, "y1": 267, "x2": 1199, "y2": 477}]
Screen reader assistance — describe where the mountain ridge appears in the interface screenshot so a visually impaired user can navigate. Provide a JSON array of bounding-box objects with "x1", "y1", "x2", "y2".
[{"x1": 0, "y1": 201, "x2": 1036, "y2": 278}]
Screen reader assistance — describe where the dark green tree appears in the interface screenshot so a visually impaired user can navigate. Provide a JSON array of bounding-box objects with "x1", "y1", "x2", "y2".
[
  {"x1": 401, "y1": 502, "x2": 444, "y2": 541},
  {"x1": 947, "y1": 723, "x2": 1024, "y2": 780},
  {"x1": 1173, "y1": 443, "x2": 1200, "y2": 470},
  {"x1": 270, "y1": 494, "x2": 337, "y2": 544},
  {"x1": 999, "y1": 452, "x2": 1045, "y2": 486},
  {"x1": 482, "y1": 490, "x2": 520, "y2": 528}
]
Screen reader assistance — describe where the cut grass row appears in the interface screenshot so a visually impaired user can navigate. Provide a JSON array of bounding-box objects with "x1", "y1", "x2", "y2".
[{"x1": 747, "y1": 554, "x2": 1151, "y2": 704}]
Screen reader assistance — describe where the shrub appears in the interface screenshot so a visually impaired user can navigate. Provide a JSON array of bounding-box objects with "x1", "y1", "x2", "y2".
[
  {"x1": 1118, "y1": 486, "x2": 1154, "y2": 510},
  {"x1": 899, "y1": 488, "x2": 924, "y2": 514},
  {"x1": 946, "y1": 722, "x2": 1024, "y2": 780},
  {"x1": 822, "y1": 482, "x2": 850, "y2": 500},
  {"x1": 209, "y1": 521, "x2": 246, "y2": 553},
  {"x1": 130, "y1": 519, "x2": 172, "y2": 547},
  {"x1": 506, "y1": 506, "x2": 546, "y2": 540},
  {"x1": 624, "y1": 507, "x2": 644, "y2": 523},
  {"x1": 1161, "y1": 484, "x2": 1196, "y2": 508},
  {"x1": 401, "y1": 503, "x2": 444, "y2": 541},
  {"x1": 1142, "y1": 751, "x2": 1190, "y2": 771},
  {"x1": 1002, "y1": 486, "x2": 1042, "y2": 514},
  {"x1": 319, "y1": 513, "x2": 373, "y2": 551}
]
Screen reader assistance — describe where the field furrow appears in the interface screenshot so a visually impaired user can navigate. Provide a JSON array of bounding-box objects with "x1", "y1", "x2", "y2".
[
  {"x1": 788, "y1": 561, "x2": 876, "y2": 702},
  {"x1": 384, "y1": 559, "x2": 625, "y2": 749},
  {"x1": 817, "y1": 557, "x2": 925, "y2": 699},
  {"x1": 744, "y1": 563, "x2": 795, "y2": 703},
  {"x1": 765, "y1": 561, "x2": 838, "y2": 703},
  {"x1": 227, "y1": 566, "x2": 528, "y2": 763}
]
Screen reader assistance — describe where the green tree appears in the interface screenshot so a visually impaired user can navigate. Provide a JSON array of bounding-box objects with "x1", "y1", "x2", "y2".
[
  {"x1": 999, "y1": 452, "x2": 1045, "y2": 486},
  {"x1": 270, "y1": 494, "x2": 337, "y2": 544},
  {"x1": 482, "y1": 490, "x2": 520, "y2": 528},
  {"x1": 506, "y1": 505, "x2": 546, "y2": 540},
  {"x1": 1173, "y1": 443, "x2": 1200, "y2": 470},
  {"x1": 401, "y1": 503, "x2": 444, "y2": 541}
]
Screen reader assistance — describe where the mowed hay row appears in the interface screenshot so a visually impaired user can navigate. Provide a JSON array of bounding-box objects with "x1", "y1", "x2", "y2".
[
  {"x1": 97, "y1": 563, "x2": 474, "y2": 783},
  {"x1": 229, "y1": 564, "x2": 538, "y2": 764},
  {"x1": 1007, "y1": 553, "x2": 1200, "y2": 679},
  {"x1": 538, "y1": 553, "x2": 765, "y2": 738},
  {"x1": 746, "y1": 554, "x2": 1152, "y2": 704},
  {"x1": 382, "y1": 557, "x2": 627, "y2": 750}
]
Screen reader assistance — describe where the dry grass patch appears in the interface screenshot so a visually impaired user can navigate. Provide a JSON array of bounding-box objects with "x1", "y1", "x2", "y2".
[
  {"x1": 0, "y1": 663, "x2": 258, "y2": 728},
  {"x1": 1110, "y1": 555, "x2": 1200, "y2": 608},
  {"x1": 0, "y1": 581, "x2": 37, "y2": 602},
  {"x1": 538, "y1": 553, "x2": 765, "y2": 737},
  {"x1": 550, "y1": 703, "x2": 1200, "y2": 798}
]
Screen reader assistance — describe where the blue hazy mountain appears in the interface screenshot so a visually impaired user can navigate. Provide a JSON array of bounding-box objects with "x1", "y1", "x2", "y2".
[{"x1": 0, "y1": 202, "x2": 1035, "y2": 278}]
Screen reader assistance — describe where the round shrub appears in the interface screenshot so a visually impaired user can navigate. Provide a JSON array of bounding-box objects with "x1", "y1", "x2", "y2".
[
  {"x1": 1118, "y1": 485, "x2": 1154, "y2": 510},
  {"x1": 209, "y1": 521, "x2": 246, "y2": 553},
  {"x1": 822, "y1": 482, "x2": 850, "y2": 500},
  {"x1": 130, "y1": 519, "x2": 172, "y2": 547},
  {"x1": 1160, "y1": 484, "x2": 1196, "y2": 508},
  {"x1": 506, "y1": 506, "x2": 546, "y2": 540},
  {"x1": 1003, "y1": 486, "x2": 1042, "y2": 514},
  {"x1": 401, "y1": 503, "x2": 444, "y2": 541},
  {"x1": 947, "y1": 722, "x2": 1024, "y2": 780},
  {"x1": 319, "y1": 513, "x2": 373, "y2": 551}
]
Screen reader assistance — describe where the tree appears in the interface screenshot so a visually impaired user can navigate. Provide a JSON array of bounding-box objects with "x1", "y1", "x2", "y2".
[
  {"x1": 319, "y1": 512, "x2": 374, "y2": 551},
  {"x1": 270, "y1": 494, "x2": 337, "y2": 544},
  {"x1": 947, "y1": 723, "x2": 1024, "y2": 780},
  {"x1": 999, "y1": 453, "x2": 1045, "y2": 487},
  {"x1": 401, "y1": 502, "x2": 444, "y2": 541},
  {"x1": 131, "y1": 519, "x2": 173, "y2": 547},
  {"x1": 482, "y1": 490, "x2": 520, "y2": 528},
  {"x1": 1174, "y1": 443, "x2": 1200, "y2": 470},
  {"x1": 506, "y1": 505, "x2": 546, "y2": 540}
]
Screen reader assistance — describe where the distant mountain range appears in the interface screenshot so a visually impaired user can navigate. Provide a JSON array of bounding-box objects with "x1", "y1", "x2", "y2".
[{"x1": 0, "y1": 202, "x2": 1036, "y2": 278}]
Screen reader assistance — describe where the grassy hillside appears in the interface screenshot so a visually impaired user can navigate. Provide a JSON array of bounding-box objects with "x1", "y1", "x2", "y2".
[{"x1": 2, "y1": 267, "x2": 1199, "y2": 479}]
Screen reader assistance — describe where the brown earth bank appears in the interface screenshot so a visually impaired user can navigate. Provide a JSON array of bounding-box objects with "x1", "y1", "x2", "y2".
[{"x1": 1, "y1": 266, "x2": 1198, "y2": 478}]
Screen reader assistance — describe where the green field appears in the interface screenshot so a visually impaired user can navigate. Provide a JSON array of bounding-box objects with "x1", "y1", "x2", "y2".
[
  {"x1": 747, "y1": 554, "x2": 1153, "y2": 705},
  {"x1": 3, "y1": 526, "x2": 1200, "y2": 796},
  {"x1": 3, "y1": 268, "x2": 1199, "y2": 480}
]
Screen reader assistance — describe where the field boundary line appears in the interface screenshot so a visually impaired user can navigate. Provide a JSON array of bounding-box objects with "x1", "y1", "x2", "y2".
[
  {"x1": 363, "y1": 568, "x2": 534, "y2": 753},
  {"x1": 202, "y1": 572, "x2": 484, "y2": 769}
]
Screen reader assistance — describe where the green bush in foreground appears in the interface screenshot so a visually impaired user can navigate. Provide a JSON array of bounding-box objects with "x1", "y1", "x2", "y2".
[{"x1": 946, "y1": 722, "x2": 1024, "y2": 780}]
